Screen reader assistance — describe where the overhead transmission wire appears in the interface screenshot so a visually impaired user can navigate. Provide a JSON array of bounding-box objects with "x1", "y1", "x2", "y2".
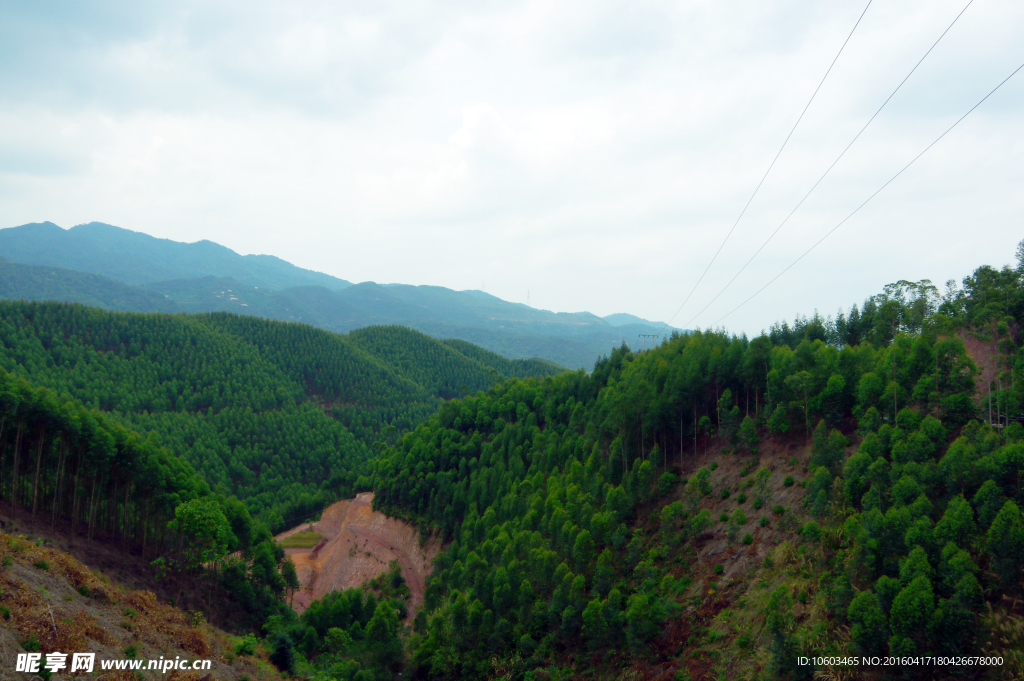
[
  {"x1": 683, "y1": 0, "x2": 975, "y2": 330},
  {"x1": 658, "y1": 0, "x2": 874, "y2": 335},
  {"x1": 706, "y1": 59, "x2": 1024, "y2": 329}
]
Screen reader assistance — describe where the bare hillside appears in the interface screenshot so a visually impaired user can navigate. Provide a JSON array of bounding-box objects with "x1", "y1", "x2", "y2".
[{"x1": 278, "y1": 493, "x2": 440, "y2": 616}]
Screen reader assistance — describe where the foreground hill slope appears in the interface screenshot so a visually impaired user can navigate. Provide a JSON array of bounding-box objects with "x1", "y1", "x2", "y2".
[{"x1": 0, "y1": 528, "x2": 286, "y2": 681}]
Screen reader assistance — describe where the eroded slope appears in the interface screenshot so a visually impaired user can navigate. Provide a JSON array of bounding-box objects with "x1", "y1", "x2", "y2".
[{"x1": 278, "y1": 493, "x2": 440, "y2": 615}]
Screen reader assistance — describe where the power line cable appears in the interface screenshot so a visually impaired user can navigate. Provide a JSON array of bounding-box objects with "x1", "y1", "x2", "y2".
[
  {"x1": 683, "y1": 0, "x2": 975, "y2": 329},
  {"x1": 707, "y1": 59, "x2": 1024, "y2": 329},
  {"x1": 660, "y1": 0, "x2": 874, "y2": 333}
]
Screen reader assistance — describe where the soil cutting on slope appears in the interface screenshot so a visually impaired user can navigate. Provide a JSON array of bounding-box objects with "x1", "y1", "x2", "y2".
[{"x1": 276, "y1": 493, "x2": 441, "y2": 616}]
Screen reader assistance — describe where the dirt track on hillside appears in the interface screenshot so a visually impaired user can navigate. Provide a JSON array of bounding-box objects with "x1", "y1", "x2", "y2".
[{"x1": 276, "y1": 493, "x2": 440, "y2": 617}]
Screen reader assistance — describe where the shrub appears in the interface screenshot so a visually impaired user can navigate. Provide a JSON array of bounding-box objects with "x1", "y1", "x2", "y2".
[
  {"x1": 783, "y1": 476, "x2": 795, "y2": 487},
  {"x1": 657, "y1": 472, "x2": 679, "y2": 498},
  {"x1": 759, "y1": 517, "x2": 770, "y2": 528},
  {"x1": 737, "y1": 493, "x2": 747, "y2": 504},
  {"x1": 124, "y1": 645, "x2": 138, "y2": 659},
  {"x1": 0, "y1": 605, "x2": 10, "y2": 620},
  {"x1": 720, "y1": 489, "x2": 730, "y2": 500},
  {"x1": 753, "y1": 497, "x2": 764, "y2": 510},
  {"x1": 1, "y1": 555, "x2": 12, "y2": 567},
  {"x1": 719, "y1": 513, "x2": 729, "y2": 523},
  {"x1": 78, "y1": 585, "x2": 90, "y2": 597},
  {"x1": 742, "y1": 533, "x2": 753, "y2": 545},
  {"x1": 34, "y1": 559, "x2": 49, "y2": 571},
  {"x1": 694, "y1": 467, "x2": 713, "y2": 496},
  {"x1": 779, "y1": 513, "x2": 800, "y2": 533},
  {"x1": 713, "y1": 563, "x2": 724, "y2": 575},
  {"x1": 270, "y1": 632, "x2": 295, "y2": 673},
  {"x1": 234, "y1": 634, "x2": 258, "y2": 656},
  {"x1": 767, "y1": 404, "x2": 790, "y2": 434},
  {"x1": 710, "y1": 461, "x2": 719, "y2": 471},
  {"x1": 772, "y1": 505, "x2": 785, "y2": 516},
  {"x1": 728, "y1": 509, "x2": 748, "y2": 542},
  {"x1": 22, "y1": 635, "x2": 40, "y2": 652},
  {"x1": 801, "y1": 521, "x2": 822, "y2": 542}
]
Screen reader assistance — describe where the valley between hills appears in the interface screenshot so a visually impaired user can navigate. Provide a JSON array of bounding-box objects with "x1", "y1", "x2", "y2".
[{"x1": 0, "y1": 230, "x2": 1022, "y2": 681}]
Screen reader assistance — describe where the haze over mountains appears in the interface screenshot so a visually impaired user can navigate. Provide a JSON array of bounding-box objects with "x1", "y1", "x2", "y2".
[{"x1": 0, "y1": 221, "x2": 682, "y2": 368}]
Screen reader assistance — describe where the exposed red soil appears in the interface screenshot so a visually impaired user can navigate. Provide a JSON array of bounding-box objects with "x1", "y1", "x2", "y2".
[
  {"x1": 959, "y1": 329, "x2": 998, "y2": 410},
  {"x1": 275, "y1": 493, "x2": 441, "y2": 617}
]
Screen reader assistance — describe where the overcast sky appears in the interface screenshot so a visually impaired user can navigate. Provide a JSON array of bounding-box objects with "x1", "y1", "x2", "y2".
[{"x1": 1, "y1": 0, "x2": 1022, "y2": 335}]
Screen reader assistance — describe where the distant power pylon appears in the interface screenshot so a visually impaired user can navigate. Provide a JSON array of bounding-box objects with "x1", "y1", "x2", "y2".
[{"x1": 638, "y1": 334, "x2": 659, "y2": 351}]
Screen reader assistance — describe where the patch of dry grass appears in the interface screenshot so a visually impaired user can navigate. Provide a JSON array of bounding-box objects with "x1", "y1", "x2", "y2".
[{"x1": 0, "y1": 529, "x2": 281, "y2": 680}]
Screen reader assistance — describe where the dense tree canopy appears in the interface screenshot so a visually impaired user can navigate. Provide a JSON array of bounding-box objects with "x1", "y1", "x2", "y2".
[
  {"x1": 0, "y1": 302, "x2": 560, "y2": 526},
  {"x1": 367, "y1": 258, "x2": 1024, "y2": 679}
]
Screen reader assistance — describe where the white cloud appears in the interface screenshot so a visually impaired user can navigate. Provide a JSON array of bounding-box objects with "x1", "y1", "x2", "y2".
[{"x1": 0, "y1": 0, "x2": 1022, "y2": 333}]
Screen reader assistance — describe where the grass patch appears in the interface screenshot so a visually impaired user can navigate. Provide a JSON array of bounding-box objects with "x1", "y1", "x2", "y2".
[{"x1": 279, "y1": 531, "x2": 323, "y2": 549}]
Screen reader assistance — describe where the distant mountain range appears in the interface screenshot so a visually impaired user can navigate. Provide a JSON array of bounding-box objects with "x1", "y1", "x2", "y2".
[
  {"x1": 1, "y1": 221, "x2": 352, "y2": 290},
  {"x1": 0, "y1": 222, "x2": 683, "y2": 369}
]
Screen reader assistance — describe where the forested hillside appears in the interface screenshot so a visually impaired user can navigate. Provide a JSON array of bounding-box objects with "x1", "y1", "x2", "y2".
[
  {"x1": 0, "y1": 257, "x2": 180, "y2": 313},
  {"x1": 350, "y1": 327, "x2": 565, "y2": 399},
  {"x1": 0, "y1": 366, "x2": 300, "y2": 631},
  {"x1": 360, "y1": 263, "x2": 1024, "y2": 680},
  {"x1": 0, "y1": 302, "x2": 562, "y2": 527}
]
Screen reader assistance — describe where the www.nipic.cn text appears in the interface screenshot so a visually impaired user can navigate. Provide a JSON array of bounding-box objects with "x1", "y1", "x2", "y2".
[{"x1": 15, "y1": 652, "x2": 213, "y2": 674}]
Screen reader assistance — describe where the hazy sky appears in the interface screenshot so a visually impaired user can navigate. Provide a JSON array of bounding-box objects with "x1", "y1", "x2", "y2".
[{"x1": 1, "y1": 0, "x2": 1022, "y2": 335}]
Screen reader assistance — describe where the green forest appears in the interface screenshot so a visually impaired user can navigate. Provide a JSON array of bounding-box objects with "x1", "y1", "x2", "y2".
[
  {"x1": 360, "y1": 264, "x2": 1023, "y2": 680},
  {"x1": 0, "y1": 302, "x2": 562, "y2": 655},
  {"x1": 0, "y1": 303, "x2": 562, "y2": 527},
  {"x1": 2, "y1": 253, "x2": 1024, "y2": 680}
]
